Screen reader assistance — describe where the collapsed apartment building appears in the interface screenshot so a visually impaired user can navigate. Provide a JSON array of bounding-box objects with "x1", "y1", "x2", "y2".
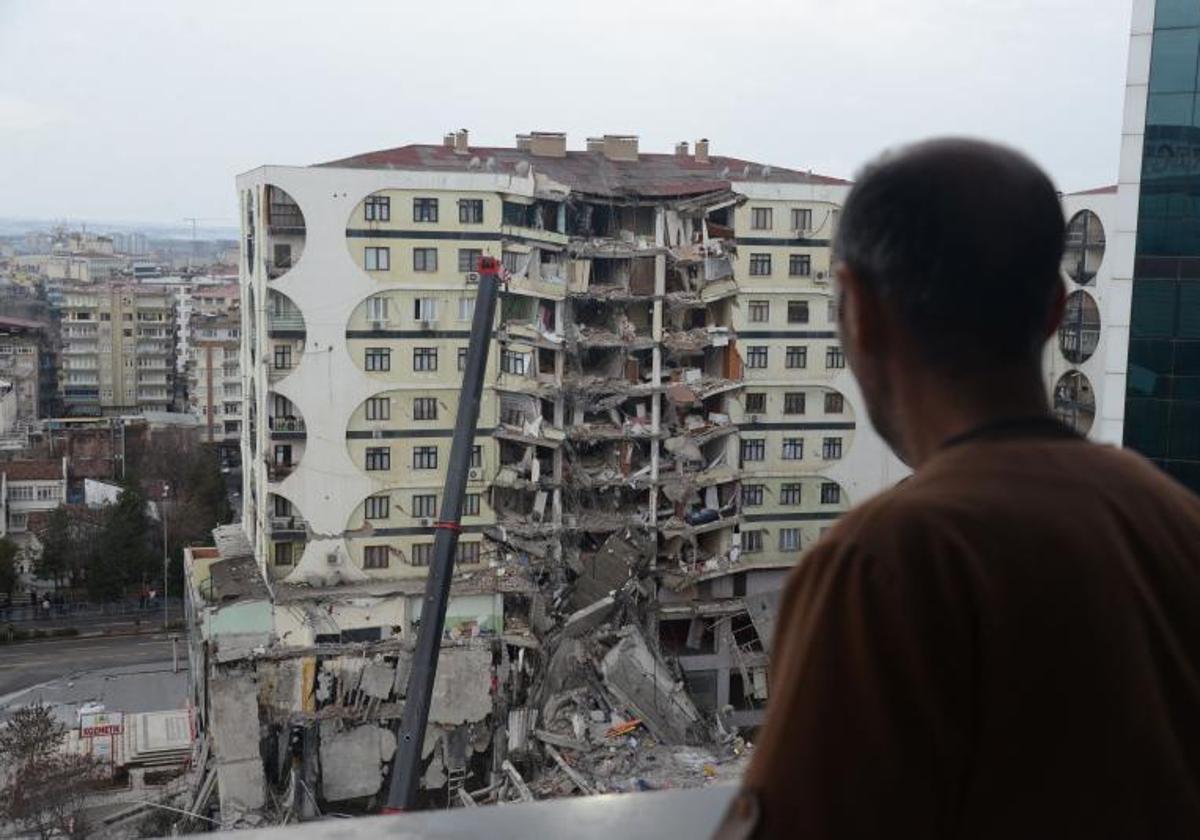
[{"x1": 182, "y1": 131, "x2": 904, "y2": 825}]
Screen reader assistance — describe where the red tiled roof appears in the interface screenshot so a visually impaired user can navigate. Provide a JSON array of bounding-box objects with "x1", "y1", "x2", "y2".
[
  {"x1": 317, "y1": 143, "x2": 850, "y2": 198},
  {"x1": 2, "y1": 460, "x2": 62, "y2": 481}
]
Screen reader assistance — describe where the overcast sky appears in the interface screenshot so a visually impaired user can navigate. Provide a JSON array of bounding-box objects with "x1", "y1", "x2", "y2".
[{"x1": 0, "y1": 0, "x2": 1133, "y2": 229}]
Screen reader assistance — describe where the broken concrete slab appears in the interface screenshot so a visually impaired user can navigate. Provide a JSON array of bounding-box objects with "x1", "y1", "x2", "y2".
[
  {"x1": 429, "y1": 648, "x2": 492, "y2": 725},
  {"x1": 562, "y1": 595, "x2": 616, "y2": 639},
  {"x1": 359, "y1": 659, "x2": 396, "y2": 700},
  {"x1": 743, "y1": 589, "x2": 783, "y2": 654},
  {"x1": 209, "y1": 668, "x2": 267, "y2": 815},
  {"x1": 598, "y1": 627, "x2": 703, "y2": 746},
  {"x1": 318, "y1": 724, "x2": 397, "y2": 802}
]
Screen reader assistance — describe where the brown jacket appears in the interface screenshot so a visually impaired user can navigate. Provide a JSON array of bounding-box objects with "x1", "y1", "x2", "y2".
[{"x1": 725, "y1": 436, "x2": 1200, "y2": 838}]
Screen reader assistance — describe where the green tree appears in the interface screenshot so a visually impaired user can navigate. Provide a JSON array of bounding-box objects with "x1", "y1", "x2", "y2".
[
  {"x1": 33, "y1": 506, "x2": 73, "y2": 590},
  {"x1": 90, "y1": 473, "x2": 153, "y2": 601},
  {"x1": 0, "y1": 538, "x2": 18, "y2": 602}
]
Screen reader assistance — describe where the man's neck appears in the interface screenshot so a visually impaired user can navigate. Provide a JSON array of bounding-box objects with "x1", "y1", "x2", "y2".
[{"x1": 894, "y1": 366, "x2": 1051, "y2": 469}]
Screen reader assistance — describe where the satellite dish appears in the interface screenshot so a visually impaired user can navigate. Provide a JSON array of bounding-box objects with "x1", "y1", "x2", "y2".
[
  {"x1": 742, "y1": 164, "x2": 752, "y2": 178},
  {"x1": 761, "y1": 165, "x2": 772, "y2": 178},
  {"x1": 719, "y1": 166, "x2": 730, "y2": 178},
  {"x1": 468, "y1": 156, "x2": 481, "y2": 170},
  {"x1": 515, "y1": 160, "x2": 531, "y2": 177},
  {"x1": 485, "y1": 157, "x2": 497, "y2": 172}
]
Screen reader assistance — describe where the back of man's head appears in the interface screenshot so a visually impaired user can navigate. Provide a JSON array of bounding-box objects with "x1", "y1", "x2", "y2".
[{"x1": 834, "y1": 138, "x2": 1065, "y2": 375}]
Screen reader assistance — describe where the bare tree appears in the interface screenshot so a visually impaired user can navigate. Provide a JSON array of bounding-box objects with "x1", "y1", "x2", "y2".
[{"x1": 0, "y1": 704, "x2": 101, "y2": 839}]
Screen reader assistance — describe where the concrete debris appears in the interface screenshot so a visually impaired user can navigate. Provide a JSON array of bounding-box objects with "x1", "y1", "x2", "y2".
[
  {"x1": 598, "y1": 627, "x2": 703, "y2": 745},
  {"x1": 429, "y1": 648, "x2": 493, "y2": 725},
  {"x1": 318, "y1": 723, "x2": 397, "y2": 802}
]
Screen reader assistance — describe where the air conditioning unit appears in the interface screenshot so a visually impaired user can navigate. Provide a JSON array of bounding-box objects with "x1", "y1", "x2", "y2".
[
  {"x1": 468, "y1": 468, "x2": 482, "y2": 481},
  {"x1": 326, "y1": 551, "x2": 340, "y2": 565},
  {"x1": 418, "y1": 517, "x2": 433, "y2": 527},
  {"x1": 813, "y1": 271, "x2": 828, "y2": 284},
  {"x1": 465, "y1": 272, "x2": 480, "y2": 285}
]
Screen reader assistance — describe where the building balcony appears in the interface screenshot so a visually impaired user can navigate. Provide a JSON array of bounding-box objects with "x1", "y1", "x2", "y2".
[
  {"x1": 269, "y1": 415, "x2": 306, "y2": 438},
  {"x1": 269, "y1": 513, "x2": 307, "y2": 539}
]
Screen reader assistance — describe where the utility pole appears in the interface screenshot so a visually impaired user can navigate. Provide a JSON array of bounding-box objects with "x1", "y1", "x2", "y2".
[{"x1": 382, "y1": 257, "x2": 501, "y2": 813}]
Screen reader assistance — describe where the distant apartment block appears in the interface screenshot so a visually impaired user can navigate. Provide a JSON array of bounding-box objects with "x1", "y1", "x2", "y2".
[
  {"x1": 187, "y1": 309, "x2": 242, "y2": 450},
  {"x1": 59, "y1": 282, "x2": 176, "y2": 416}
]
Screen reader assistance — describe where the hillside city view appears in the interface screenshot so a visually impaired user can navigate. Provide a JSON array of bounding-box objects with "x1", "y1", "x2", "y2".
[{"x1": 1, "y1": 1, "x2": 1198, "y2": 838}]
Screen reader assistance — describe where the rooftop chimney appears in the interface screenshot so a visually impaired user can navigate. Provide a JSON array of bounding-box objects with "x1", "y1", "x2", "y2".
[
  {"x1": 695, "y1": 138, "x2": 710, "y2": 164},
  {"x1": 601, "y1": 134, "x2": 639, "y2": 162},
  {"x1": 443, "y1": 132, "x2": 456, "y2": 149},
  {"x1": 529, "y1": 131, "x2": 567, "y2": 158},
  {"x1": 453, "y1": 128, "x2": 469, "y2": 155},
  {"x1": 586, "y1": 137, "x2": 605, "y2": 153},
  {"x1": 515, "y1": 134, "x2": 532, "y2": 151},
  {"x1": 675, "y1": 141, "x2": 690, "y2": 157}
]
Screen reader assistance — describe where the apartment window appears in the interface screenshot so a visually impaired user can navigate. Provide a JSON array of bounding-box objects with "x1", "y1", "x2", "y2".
[
  {"x1": 457, "y1": 347, "x2": 468, "y2": 371},
  {"x1": 364, "y1": 495, "x2": 390, "y2": 520},
  {"x1": 367, "y1": 296, "x2": 389, "y2": 322},
  {"x1": 413, "y1": 197, "x2": 439, "y2": 222},
  {"x1": 782, "y1": 437, "x2": 804, "y2": 460},
  {"x1": 501, "y1": 349, "x2": 527, "y2": 375},
  {"x1": 789, "y1": 255, "x2": 813, "y2": 278},
  {"x1": 273, "y1": 495, "x2": 291, "y2": 517},
  {"x1": 413, "y1": 446, "x2": 438, "y2": 470},
  {"x1": 364, "y1": 545, "x2": 390, "y2": 569},
  {"x1": 8, "y1": 487, "x2": 33, "y2": 501},
  {"x1": 464, "y1": 493, "x2": 481, "y2": 517},
  {"x1": 785, "y1": 346, "x2": 808, "y2": 369},
  {"x1": 364, "y1": 347, "x2": 391, "y2": 372},
  {"x1": 366, "y1": 396, "x2": 390, "y2": 420},
  {"x1": 413, "y1": 397, "x2": 438, "y2": 420},
  {"x1": 745, "y1": 346, "x2": 768, "y2": 369},
  {"x1": 458, "y1": 296, "x2": 475, "y2": 322},
  {"x1": 784, "y1": 392, "x2": 807, "y2": 415},
  {"x1": 827, "y1": 299, "x2": 839, "y2": 323},
  {"x1": 471, "y1": 445, "x2": 482, "y2": 469},
  {"x1": 273, "y1": 345, "x2": 292, "y2": 369},
  {"x1": 779, "y1": 528, "x2": 802, "y2": 552},
  {"x1": 365, "y1": 246, "x2": 390, "y2": 271},
  {"x1": 741, "y1": 438, "x2": 765, "y2": 462},
  {"x1": 413, "y1": 248, "x2": 438, "y2": 272},
  {"x1": 414, "y1": 297, "x2": 438, "y2": 322},
  {"x1": 413, "y1": 494, "x2": 437, "y2": 518},
  {"x1": 413, "y1": 347, "x2": 438, "y2": 371},
  {"x1": 274, "y1": 444, "x2": 292, "y2": 466},
  {"x1": 364, "y1": 195, "x2": 391, "y2": 222},
  {"x1": 792, "y1": 208, "x2": 813, "y2": 232},
  {"x1": 749, "y1": 254, "x2": 772, "y2": 276},
  {"x1": 456, "y1": 542, "x2": 482, "y2": 565},
  {"x1": 823, "y1": 437, "x2": 843, "y2": 460},
  {"x1": 744, "y1": 392, "x2": 766, "y2": 414},
  {"x1": 411, "y1": 543, "x2": 433, "y2": 567},
  {"x1": 751, "y1": 207, "x2": 773, "y2": 230},
  {"x1": 824, "y1": 392, "x2": 844, "y2": 414},
  {"x1": 741, "y1": 530, "x2": 764, "y2": 554},
  {"x1": 826, "y1": 346, "x2": 845, "y2": 369},
  {"x1": 459, "y1": 199, "x2": 484, "y2": 224},
  {"x1": 458, "y1": 248, "x2": 483, "y2": 273},
  {"x1": 787, "y1": 300, "x2": 810, "y2": 324},
  {"x1": 748, "y1": 300, "x2": 770, "y2": 323},
  {"x1": 502, "y1": 250, "x2": 521, "y2": 275},
  {"x1": 741, "y1": 484, "x2": 764, "y2": 507},
  {"x1": 780, "y1": 483, "x2": 803, "y2": 505},
  {"x1": 821, "y1": 482, "x2": 842, "y2": 505},
  {"x1": 274, "y1": 542, "x2": 294, "y2": 566},
  {"x1": 365, "y1": 447, "x2": 391, "y2": 471}
]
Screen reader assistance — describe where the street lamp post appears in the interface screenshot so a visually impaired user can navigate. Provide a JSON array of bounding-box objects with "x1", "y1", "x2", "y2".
[{"x1": 162, "y1": 483, "x2": 170, "y2": 630}]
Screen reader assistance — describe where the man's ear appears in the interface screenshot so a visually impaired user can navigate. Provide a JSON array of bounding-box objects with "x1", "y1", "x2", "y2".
[{"x1": 834, "y1": 263, "x2": 885, "y2": 359}]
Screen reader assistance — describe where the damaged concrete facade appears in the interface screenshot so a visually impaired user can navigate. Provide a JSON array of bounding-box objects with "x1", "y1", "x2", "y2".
[{"x1": 214, "y1": 132, "x2": 905, "y2": 822}]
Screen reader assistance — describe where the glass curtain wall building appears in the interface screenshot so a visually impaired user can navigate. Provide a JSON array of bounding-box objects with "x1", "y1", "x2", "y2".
[{"x1": 1126, "y1": 0, "x2": 1200, "y2": 491}]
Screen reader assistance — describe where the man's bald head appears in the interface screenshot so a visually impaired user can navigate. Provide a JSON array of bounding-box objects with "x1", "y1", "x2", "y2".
[{"x1": 833, "y1": 138, "x2": 1065, "y2": 376}]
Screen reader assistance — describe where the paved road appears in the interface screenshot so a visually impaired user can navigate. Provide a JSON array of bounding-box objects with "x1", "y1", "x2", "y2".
[{"x1": 0, "y1": 633, "x2": 177, "y2": 698}]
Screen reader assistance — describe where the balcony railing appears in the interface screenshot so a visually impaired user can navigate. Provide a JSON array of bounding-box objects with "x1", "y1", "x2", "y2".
[
  {"x1": 269, "y1": 416, "x2": 305, "y2": 433},
  {"x1": 267, "y1": 312, "x2": 304, "y2": 332}
]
